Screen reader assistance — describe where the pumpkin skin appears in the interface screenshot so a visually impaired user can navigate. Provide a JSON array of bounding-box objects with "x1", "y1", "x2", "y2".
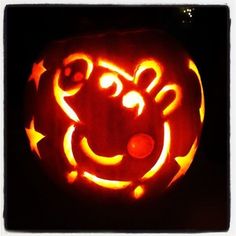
[{"x1": 25, "y1": 30, "x2": 205, "y2": 199}]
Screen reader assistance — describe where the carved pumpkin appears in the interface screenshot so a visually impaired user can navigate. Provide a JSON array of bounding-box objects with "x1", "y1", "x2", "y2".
[{"x1": 25, "y1": 30, "x2": 205, "y2": 199}]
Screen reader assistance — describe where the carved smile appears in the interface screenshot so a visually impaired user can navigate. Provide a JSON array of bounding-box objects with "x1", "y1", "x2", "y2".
[
  {"x1": 63, "y1": 122, "x2": 170, "y2": 186},
  {"x1": 80, "y1": 136, "x2": 124, "y2": 166}
]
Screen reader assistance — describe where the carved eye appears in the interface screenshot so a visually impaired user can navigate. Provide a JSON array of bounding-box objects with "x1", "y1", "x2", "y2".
[
  {"x1": 61, "y1": 61, "x2": 87, "y2": 90},
  {"x1": 63, "y1": 53, "x2": 93, "y2": 80},
  {"x1": 64, "y1": 66, "x2": 84, "y2": 82},
  {"x1": 60, "y1": 53, "x2": 93, "y2": 91},
  {"x1": 122, "y1": 91, "x2": 145, "y2": 116},
  {"x1": 99, "y1": 72, "x2": 123, "y2": 97}
]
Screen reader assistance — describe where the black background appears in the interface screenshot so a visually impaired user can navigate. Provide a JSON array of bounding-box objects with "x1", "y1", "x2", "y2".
[{"x1": 4, "y1": 5, "x2": 230, "y2": 232}]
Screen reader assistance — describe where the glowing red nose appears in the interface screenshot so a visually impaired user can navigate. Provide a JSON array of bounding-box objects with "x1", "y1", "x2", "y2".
[{"x1": 127, "y1": 133, "x2": 155, "y2": 159}]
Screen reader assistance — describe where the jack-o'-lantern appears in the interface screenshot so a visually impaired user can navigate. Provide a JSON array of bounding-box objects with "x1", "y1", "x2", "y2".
[{"x1": 25, "y1": 30, "x2": 205, "y2": 199}]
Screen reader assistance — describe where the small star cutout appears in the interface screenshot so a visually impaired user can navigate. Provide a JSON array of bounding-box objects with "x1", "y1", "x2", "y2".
[
  {"x1": 25, "y1": 118, "x2": 45, "y2": 158},
  {"x1": 168, "y1": 138, "x2": 198, "y2": 187},
  {"x1": 28, "y1": 60, "x2": 47, "y2": 90}
]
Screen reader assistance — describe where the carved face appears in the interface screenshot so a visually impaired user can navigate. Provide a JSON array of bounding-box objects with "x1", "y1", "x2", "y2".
[{"x1": 25, "y1": 30, "x2": 205, "y2": 199}]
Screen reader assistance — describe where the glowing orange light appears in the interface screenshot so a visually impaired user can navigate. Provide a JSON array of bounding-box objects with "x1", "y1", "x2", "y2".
[
  {"x1": 127, "y1": 133, "x2": 155, "y2": 159},
  {"x1": 53, "y1": 69, "x2": 81, "y2": 122},
  {"x1": 98, "y1": 59, "x2": 133, "y2": 81},
  {"x1": 63, "y1": 125, "x2": 77, "y2": 167},
  {"x1": 66, "y1": 170, "x2": 78, "y2": 183},
  {"x1": 122, "y1": 91, "x2": 145, "y2": 116},
  {"x1": 155, "y1": 84, "x2": 182, "y2": 116},
  {"x1": 133, "y1": 185, "x2": 145, "y2": 199},
  {"x1": 168, "y1": 138, "x2": 198, "y2": 187},
  {"x1": 28, "y1": 60, "x2": 47, "y2": 90},
  {"x1": 25, "y1": 31, "x2": 205, "y2": 200},
  {"x1": 99, "y1": 72, "x2": 123, "y2": 97},
  {"x1": 83, "y1": 171, "x2": 131, "y2": 190},
  {"x1": 142, "y1": 122, "x2": 170, "y2": 180},
  {"x1": 25, "y1": 117, "x2": 45, "y2": 158},
  {"x1": 80, "y1": 136, "x2": 123, "y2": 166},
  {"x1": 134, "y1": 60, "x2": 162, "y2": 93},
  {"x1": 188, "y1": 59, "x2": 205, "y2": 123},
  {"x1": 63, "y1": 53, "x2": 93, "y2": 79}
]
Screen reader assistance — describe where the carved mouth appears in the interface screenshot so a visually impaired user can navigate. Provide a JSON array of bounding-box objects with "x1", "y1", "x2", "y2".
[
  {"x1": 63, "y1": 122, "x2": 170, "y2": 176},
  {"x1": 63, "y1": 122, "x2": 170, "y2": 194},
  {"x1": 79, "y1": 136, "x2": 124, "y2": 166},
  {"x1": 63, "y1": 125, "x2": 124, "y2": 167}
]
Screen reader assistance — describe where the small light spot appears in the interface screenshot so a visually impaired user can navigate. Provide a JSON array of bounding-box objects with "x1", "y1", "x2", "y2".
[
  {"x1": 73, "y1": 72, "x2": 84, "y2": 82},
  {"x1": 133, "y1": 185, "x2": 145, "y2": 199},
  {"x1": 64, "y1": 67, "x2": 71, "y2": 77},
  {"x1": 67, "y1": 170, "x2": 78, "y2": 183}
]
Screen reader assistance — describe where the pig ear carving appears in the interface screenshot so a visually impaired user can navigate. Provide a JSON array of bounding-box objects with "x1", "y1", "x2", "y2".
[
  {"x1": 133, "y1": 60, "x2": 163, "y2": 93},
  {"x1": 155, "y1": 84, "x2": 182, "y2": 117}
]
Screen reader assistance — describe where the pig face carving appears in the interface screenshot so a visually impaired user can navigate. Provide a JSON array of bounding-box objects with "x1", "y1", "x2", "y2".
[{"x1": 25, "y1": 30, "x2": 205, "y2": 199}]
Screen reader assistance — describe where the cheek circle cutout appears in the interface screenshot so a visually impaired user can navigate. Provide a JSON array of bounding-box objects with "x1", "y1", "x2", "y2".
[{"x1": 127, "y1": 133, "x2": 155, "y2": 159}]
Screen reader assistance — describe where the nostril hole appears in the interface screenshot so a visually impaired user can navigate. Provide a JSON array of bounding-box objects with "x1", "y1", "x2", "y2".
[{"x1": 127, "y1": 133, "x2": 155, "y2": 159}]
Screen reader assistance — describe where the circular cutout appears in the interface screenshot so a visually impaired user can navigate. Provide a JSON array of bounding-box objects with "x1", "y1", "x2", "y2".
[{"x1": 127, "y1": 133, "x2": 155, "y2": 159}]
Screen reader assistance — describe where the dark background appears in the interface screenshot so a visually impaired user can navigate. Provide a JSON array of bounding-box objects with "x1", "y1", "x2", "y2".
[{"x1": 4, "y1": 5, "x2": 230, "y2": 232}]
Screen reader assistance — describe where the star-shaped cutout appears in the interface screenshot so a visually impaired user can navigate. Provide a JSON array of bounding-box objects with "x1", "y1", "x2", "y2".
[
  {"x1": 168, "y1": 138, "x2": 198, "y2": 187},
  {"x1": 28, "y1": 60, "x2": 47, "y2": 90},
  {"x1": 25, "y1": 118, "x2": 45, "y2": 158}
]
